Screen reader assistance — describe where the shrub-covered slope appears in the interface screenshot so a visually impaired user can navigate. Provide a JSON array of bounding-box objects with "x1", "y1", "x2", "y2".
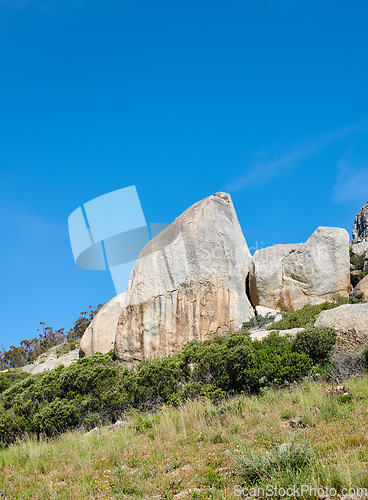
[
  {"x1": 1, "y1": 376, "x2": 368, "y2": 499},
  {"x1": 0, "y1": 325, "x2": 337, "y2": 446}
]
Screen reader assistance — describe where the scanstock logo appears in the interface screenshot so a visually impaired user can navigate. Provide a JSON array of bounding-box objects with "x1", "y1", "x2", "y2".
[{"x1": 68, "y1": 186, "x2": 168, "y2": 294}]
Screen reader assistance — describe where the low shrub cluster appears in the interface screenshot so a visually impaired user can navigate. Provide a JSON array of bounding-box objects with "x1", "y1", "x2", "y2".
[
  {"x1": 0, "y1": 325, "x2": 337, "y2": 446},
  {"x1": 234, "y1": 440, "x2": 314, "y2": 485},
  {"x1": 293, "y1": 327, "x2": 337, "y2": 365},
  {"x1": 241, "y1": 312, "x2": 277, "y2": 330},
  {"x1": 350, "y1": 248, "x2": 368, "y2": 286},
  {"x1": 268, "y1": 302, "x2": 338, "y2": 330}
]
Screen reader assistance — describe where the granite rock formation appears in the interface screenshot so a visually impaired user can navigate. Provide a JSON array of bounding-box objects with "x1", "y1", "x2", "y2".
[
  {"x1": 114, "y1": 192, "x2": 254, "y2": 366},
  {"x1": 250, "y1": 227, "x2": 351, "y2": 311}
]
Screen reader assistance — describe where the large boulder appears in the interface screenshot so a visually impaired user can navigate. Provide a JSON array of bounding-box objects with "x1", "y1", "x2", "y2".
[
  {"x1": 352, "y1": 200, "x2": 368, "y2": 243},
  {"x1": 79, "y1": 293, "x2": 126, "y2": 357},
  {"x1": 114, "y1": 192, "x2": 254, "y2": 366},
  {"x1": 315, "y1": 303, "x2": 368, "y2": 351},
  {"x1": 250, "y1": 227, "x2": 351, "y2": 311}
]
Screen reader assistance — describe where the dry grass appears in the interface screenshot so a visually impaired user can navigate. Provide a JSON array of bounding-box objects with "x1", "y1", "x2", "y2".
[{"x1": 2, "y1": 376, "x2": 368, "y2": 499}]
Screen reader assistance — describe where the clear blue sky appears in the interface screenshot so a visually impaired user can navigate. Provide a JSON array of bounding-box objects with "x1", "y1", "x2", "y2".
[{"x1": 1, "y1": 0, "x2": 368, "y2": 347}]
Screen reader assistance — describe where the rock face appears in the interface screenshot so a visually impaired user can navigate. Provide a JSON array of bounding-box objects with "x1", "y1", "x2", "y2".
[
  {"x1": 352, "y1": 200, "x2": 368, "y2": 243},
  {"x1": 21, "y1": 346, "x2": 79, "y2": 375},
  {"x1": 350, "y1": 241, "x2": 368, "y2": 256},
  {"x1": 315, "y1": 303, "x2": 368, "y2": 350},
  {"x1": 250, "y1": 227, "x2": 351, "y2": 311},
  {"x1": 351, "y1": 275, "x2": 368, "y2": 301},
  {"x1": 249, "y1": 327, "x2": 304, "y2": 341},
  {"x1": 80, "y1": 293, "x2": 126, "y2": 357},
  {"x1": 114, "y1": 192, "x2": 254, "y2": 366}
]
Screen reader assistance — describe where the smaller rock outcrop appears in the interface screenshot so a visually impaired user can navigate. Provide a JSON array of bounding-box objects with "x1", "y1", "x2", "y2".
[
  {"x1": 351, "y1": 274, "x2": 368, "y2": 301},
  {"x1": 248, "y1": 327, "x2": 304, "y2": 341},
  {"x1": 352, "y1": 200, "x2": 368, "y2": 243},
  {"x1": 250, "y1": 227, "x2": 351, "y2": 311},
  {"x1": 315, "y1": 303, "x2": 368, "y2": 351},
  {"x1": 350, "y1": 241, "x2": 368, "y2": 256},
  {"x1": 79, "y1": 293, "x2": 126, "y2": 357},
  {"x1": 21, "y1": 345, "x2": 79, "y2": 375}
]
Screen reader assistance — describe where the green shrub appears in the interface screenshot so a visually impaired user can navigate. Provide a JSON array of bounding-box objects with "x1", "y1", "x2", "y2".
[
  {"x1": 234, "y1": 441, "x2": 314, "y2": 484},
  {"x1": 268, "y1": 302, "x2": 338, "y2": 330},
  {"x1": 182, "y1": 331, "x2": 312, "y2": 394},
  {"x1": 350, "y1": 249, "x2": 366, "y2": 271},
  {"x1": 0, "y1": 327, "x2": 324, "y2": 446},
  {"x1": 168, "y1": 383, "x2": 226, "y2": 405},
  {"x1": 0, "y1": 374, "x2": 11, "y2": 393},
  {"x1": 241, "y1": 313, "x2": 277, "y2": 330},
  {"x1": 293, "y1": 327, "x2": 337, "y2": 364},
  {"x1": 350, "y1": 248, "x2": 368, "y2": 287}
]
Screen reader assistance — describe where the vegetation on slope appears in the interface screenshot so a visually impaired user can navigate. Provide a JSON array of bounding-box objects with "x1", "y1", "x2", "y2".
[
  {"x1": 266, "y1": 294, "x2": 364, "y2": 331},
  {"x1": 1, "y1": 376, "x2": 368, "y2": 499},
  {"x1": 0, "y1": 326, "x2": 337, "y2": 446},
  {"x1": 350, "y1": 248, "x2": 368, "y2": 287}
]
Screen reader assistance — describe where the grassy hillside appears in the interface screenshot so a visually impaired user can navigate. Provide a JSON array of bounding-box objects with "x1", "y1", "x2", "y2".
[
  {"x1": 1, "y1": 300, "x2": 366, "y2": 499},
  {"x1": 1, "y1": 376, "x2": 368, "y2": 499}
]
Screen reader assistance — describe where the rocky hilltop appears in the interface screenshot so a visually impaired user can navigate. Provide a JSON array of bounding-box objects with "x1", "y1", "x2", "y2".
[
  {"x1": 84, "y1": 191, "x2": 358, "y2": 367},
  {"x1": 21, "y1": 194, "x2": 368, "y2": 374},
  {"x1": 115, "y1": 192, "x2": 254, "y2": 366}
]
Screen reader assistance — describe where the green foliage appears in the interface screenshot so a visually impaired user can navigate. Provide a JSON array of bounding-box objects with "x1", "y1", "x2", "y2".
[
  {"x1": 0, "y1": 370, "x2": 29, "y2": 393},
  {"x1": 0, "y1": 375, "x2": 11, "y2": 393},
  {"x1": 292, "y1": 327, "x2": 337, "y2": 364},
  {"x1": 361, "y1": 338, "x2": 368, "y2": 369},
  {"x1": 234, "y1": 440, "x2": 314, "y2": 484},
  {"x1": 268, "y1": 302, "x2": 338, "y2": 330},
  {"x1": 168, "y1": 383, "x2": 226, "y2": 405},
  {"x1": 134, "y1": 414, "x2": 160, "y2": 434},
  {"x1": 0, "y1": 305, "x2": 102, "y2": 370},
  {"x1": 350, "y1": 248, "x2": 368, "y2": 286},
  {"x1": 0, "y1": 325, "x2": 329, "y2": 446},
  {"x1": 350, "y1": 248, "x2": 366, "y2": 270},
  {"x1": 180, "y1": 331, "x2": 312, "y2": 394},
  {"x1": 241, "y1": 313, "x2": 276, "y2": 330}
]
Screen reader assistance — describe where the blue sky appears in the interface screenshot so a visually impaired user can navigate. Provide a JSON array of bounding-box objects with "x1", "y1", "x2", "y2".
[{"x1": 1, "y1": 0, "x2": 368, "y2": 347}]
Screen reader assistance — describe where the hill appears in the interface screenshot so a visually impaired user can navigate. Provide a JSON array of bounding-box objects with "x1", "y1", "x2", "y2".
[{"x1": 1, "y1": 376, "x2": 368, "y2": 499}]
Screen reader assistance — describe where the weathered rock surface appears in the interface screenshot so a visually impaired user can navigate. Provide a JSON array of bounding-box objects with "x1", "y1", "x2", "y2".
[
  {"x1": 80, "y1": 293, "x2": 126, "y2": 357},
  {"x1": 351, "y1": 274, "x2": 368, "y2": 301},
  {"x1": 248, "y1": 327, "x2": 304, "y2": 341},
  {"x1": 350, "y1": 240, "x2": 368, "y2": 256},
  {"x1": 21, "y1": 345, "x2": 79, "y2": 375},
  {"x1": 115, "y1": 192, "x2": 254, "y2": 366},
  {"x1": 250, "y1": 227, "x2": 351, "y2": 311},
  {"x1": 315, "y1": 303, "x2": 368, "y2": 351},
  {"x1": 255, "y1": 305, "x2": 282, "y2": 321},
  {"x1": 352, "y1": 199, "x2": 368, "y2": 243}
]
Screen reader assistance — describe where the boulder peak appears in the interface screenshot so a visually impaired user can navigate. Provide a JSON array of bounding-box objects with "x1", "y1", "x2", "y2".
[{"x1": 114, "y1": 191, "x2": 254, "y2": 366}]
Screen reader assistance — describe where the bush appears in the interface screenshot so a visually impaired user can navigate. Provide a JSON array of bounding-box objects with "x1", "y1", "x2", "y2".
[
  {"x1": 234, "y1": 441, "x2": 314, "y2": 484},
  {"x1": 293, "y1": 327, "x2": 337, "y2": 364},
  {"x1": 0, "y1": 328, "x2": 324, "y2": 446},
  {"x1": 350, "y1": 248, "x2": 368, "y2": 287},
  {"x1": 268, "y1": 302, "x2": 338, "y2": 330},
  {"x1": 241, "y1": 313, "x2": 277, "y2": 330},
  {"x1": 0, "y1": 374, "x2": 11, "y2": 393},
  {"x1": 181, "y1": 331, "x2": 312, "y2": 394}
]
